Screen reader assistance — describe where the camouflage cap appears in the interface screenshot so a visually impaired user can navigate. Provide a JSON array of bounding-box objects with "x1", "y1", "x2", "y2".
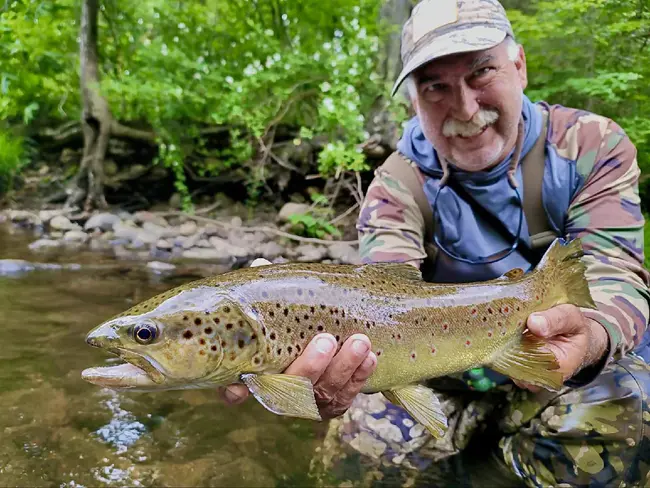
[{"x1": 391, "y1": 0, "x2": 515, "y2": 96}]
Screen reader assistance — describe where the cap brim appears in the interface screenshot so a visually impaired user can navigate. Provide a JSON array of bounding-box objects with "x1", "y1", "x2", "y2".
[{"x1": 391, "y1": 27, "x2": 507, "y2": 97}]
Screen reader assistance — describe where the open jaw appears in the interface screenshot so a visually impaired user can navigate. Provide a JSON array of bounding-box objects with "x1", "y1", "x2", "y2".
[{"x1": 81, "y1": 350, "x2": 165, "y2": 389}]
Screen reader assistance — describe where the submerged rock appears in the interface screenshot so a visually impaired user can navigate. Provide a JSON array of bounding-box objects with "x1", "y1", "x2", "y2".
[{"x1": 84, "y1": 213, "x2": 121, "y2": 232}]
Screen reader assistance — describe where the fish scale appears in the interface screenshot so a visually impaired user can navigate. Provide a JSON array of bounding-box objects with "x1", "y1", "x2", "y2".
[{"x1": 82, "y1": 238, "x2": 596, "y2": 439}]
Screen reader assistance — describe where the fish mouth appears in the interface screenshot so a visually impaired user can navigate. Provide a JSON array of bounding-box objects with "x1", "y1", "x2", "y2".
[{"x1": 82, "y1": 348, "x2": 166, "y2": 389}]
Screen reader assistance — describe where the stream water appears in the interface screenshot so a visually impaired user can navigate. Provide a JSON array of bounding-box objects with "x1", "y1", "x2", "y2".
[{"x1": 0, "y1": 225, "x2": 326, "y2": 487}]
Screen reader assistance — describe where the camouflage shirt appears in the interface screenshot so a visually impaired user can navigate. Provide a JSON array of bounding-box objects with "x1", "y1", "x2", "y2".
[{"x1": 357, "y1": 103, "x2": 650, "y2": 369}]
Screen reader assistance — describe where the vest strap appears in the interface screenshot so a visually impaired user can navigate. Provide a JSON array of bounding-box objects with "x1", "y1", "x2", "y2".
[{"x1": 378, "y1": 109, "x2": 555, "y2": 266}]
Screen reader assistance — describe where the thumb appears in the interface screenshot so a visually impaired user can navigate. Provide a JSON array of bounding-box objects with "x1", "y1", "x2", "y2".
[{"x1": 527, "y1": 305, "x2": 583, "y2": 338}]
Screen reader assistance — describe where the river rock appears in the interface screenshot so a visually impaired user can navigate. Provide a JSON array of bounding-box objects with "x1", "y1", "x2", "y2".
[
  {"x1": 38, "y1": 209, "x2": 68, "y2": 224},
  {"x1": 141, "y1": 222, "x2": 168, "y2": 243},
  {"x1": 84, "y1": 212, "x2": 121, "y2": 231},
  {"x1": 133, "y1": 211, "x2": 168, "y2": 228},
  {"x1": 156, "y1": 239, "x2": 173, "y2": 250},
  {"x1": 50, "y1": 215, "x2": 81, "y2": 231},
  {"x1": 295, "y1": 244, "x2": 328, "y2": 262},
  {"x1": 277, "y1": 203, "x2": 310, "y2": 223},
  {"x1": 257, "y1": 241, "x2": 285, "y2": 260},
  {"x1": 113, "y1": 221, "x2": 141, "y2": 241},
  {"x1": 230, "y1": 216, "x2": 243, "y2": 228},
  {"x1": 63, "y1": 230, "x2": 89, "y2": 242},
  {"x1": 89, "y1": 238, "x2": 113, "y2": 252},
  {"x1": 180, "y1": 220, "x2": 198, "y2": 236},
  {"x1": 182, "y1": 247, "x2": 232, "y2": 262},
  {"x1": 181, "y1": 233, "x2": 201, "y2": 250},
  {"x1": 28, "y1": 239, "x2": 61, "y2": 250},
  {"x1": 147, "y1": 261, "x2": 176, "y2": 273},
  {"x1": 328, "y1": 242, "x2": 360, "y2": 264},
  {"x1": 197, "y1": 239, "x2": 212, "y2": 248},
  {"x1": 209, "y1": 236, "x2": 251, "y2": 259},
  {"x1": 8, "y1": 210, "x2": 42, "y2": 226}
]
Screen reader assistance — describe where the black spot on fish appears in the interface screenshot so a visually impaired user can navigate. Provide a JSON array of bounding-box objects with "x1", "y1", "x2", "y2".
[
  {"x1": 276, "y1": 303, "x2": 281, "y2": 308},
  {"x1": 269, "y1": 310, "x2": 275, "y2": 317},
  {"x1": 300, "y1": 332, "x2": 305, "y2": 339},
  {"x1": 320, "y1": 304, "x2": 326, "y2": 310},
  {"x1": 226, "y1": 323, "x2": 233, "y2": 330},
  {"x1": 335, "y1": 319, "x2": 340, "y2": 325},
  {"x1": 262, "y1": 326, "x2": 266, "y2": 335},
  {"x1": 200, "y1": 339, "x2": 206, "y2": 345},
  {"x1": 238, "y1": 320, "x2": 244, "y2": 327},
  {"x1": 251, "y1": 334, "x2": 257, "y2": 340},
  {"x1": 295, "y1": 317, "x2": 301, "y2": 323},
  {"x1": 286, "y1": 327, "x2": 291, "y2": 333},
  {"x1": 205, "y1": 327, "x2": 213, "y2": 335},
  {"x1": 183, "y1": 330, "x2": 193, "y2": 339},
  {"x1": 317, "y1": 325, "x2": 324, "y2": 332},
  {"x1": 195, "y1": 318, "x2": 202, "y2": 326},
  {"x1": 238, "y1": 339, "x2": 245, "y2": 349},
  {"x1": 296, "y1": 344, "x2": 301, "y2": 352},
  {"x1": 221, "y1": 340, "x2": 226, "y2": 347},
  {"x1": 254, "y1": 357, "x2": 261, "y2": 365},
  {"x1": 310, "y1": 306, "x2": 315, "y2": 314},
  {"x1": 183, "y1": 316, "x2": 189, "y2": 321},
  {"x1": 287, "y1": 346, "x2": 293, "y2": 354},
  {"x1": 303, "y1": 314, "x2": 309, "y2": 320},
  {"x1": 211, "y1": 345, "x2": 217, "y2": 351},
  {"x1": 277, "y1": 348, "x2": 282, "y2": 355},
  {"x1": 224, "y1": 306, "x2": 231, "y2": 313},
  {"x1": 308, "y1": 325, "x2": 313, "y2": 330},
  {"x1": 283, "y1": 308, "x2": 289, "y2": 316},
  {"x1": 213, "y1": 317, "x2": 220, "y2": 324},
  {"x1": 335, "y1": 335, "x2": 340, "y2": 342},
  {"x1": 270, "y1": 332, "x2": 276, "y2": 340}
]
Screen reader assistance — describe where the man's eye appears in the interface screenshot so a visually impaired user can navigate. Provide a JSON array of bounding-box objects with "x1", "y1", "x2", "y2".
[
  {"x1": 474, "y1": 67, "x2": 494, "y2": 77},
  {"x1": 423, "y1": 83, "x2": 444, "y2": 92}
]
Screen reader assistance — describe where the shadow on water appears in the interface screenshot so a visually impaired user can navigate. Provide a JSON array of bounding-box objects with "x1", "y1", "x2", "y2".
[{"x1": 0, "y1": 225, "x2": 325, "y2": 487}]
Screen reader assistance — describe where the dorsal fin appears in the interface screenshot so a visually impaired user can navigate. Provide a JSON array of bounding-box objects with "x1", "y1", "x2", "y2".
[{"x1": 363, "y1": 263, "x2": 423, "y2": 281}]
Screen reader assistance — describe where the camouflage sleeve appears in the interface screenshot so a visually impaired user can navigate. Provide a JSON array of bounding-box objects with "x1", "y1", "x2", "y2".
[
  {"x1": 356, "y1": 166, "x2": 427, "y2": 266},
  {"x1": 563, "y1": 117, "x2": 650, "y2": 363}
]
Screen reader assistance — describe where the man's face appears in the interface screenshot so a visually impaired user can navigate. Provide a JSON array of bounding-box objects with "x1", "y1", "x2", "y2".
[{"x1": 410, "y1": 40, "x2": 528, "y2": 172}]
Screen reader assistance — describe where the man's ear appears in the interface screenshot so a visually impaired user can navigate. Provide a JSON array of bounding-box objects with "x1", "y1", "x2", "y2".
[{"x1": 515, "y1": 45, "x2": 528, "y2": 90}]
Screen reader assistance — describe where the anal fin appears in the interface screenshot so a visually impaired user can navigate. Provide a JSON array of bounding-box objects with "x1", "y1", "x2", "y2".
[
  {"x1": 382, "y1": 384, "x2": 448, "y2": 438},
  {"x1": 488, "y1": 330, "x2": 564, "y2": 391},
  {"x1": 241, "y1": 373, "x2": 321, "y2": 421}
]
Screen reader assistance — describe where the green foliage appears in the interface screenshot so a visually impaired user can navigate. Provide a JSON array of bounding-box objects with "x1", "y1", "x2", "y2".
[
  {"x1": 508, "y1": 0, "x2": 650, "y2": 174},
  {"x1": 0, "y1": 132, "x2": 28, "y2": 194},
  {"x1": 287, "y1": 213, "x2": 342, "y2": 239}
]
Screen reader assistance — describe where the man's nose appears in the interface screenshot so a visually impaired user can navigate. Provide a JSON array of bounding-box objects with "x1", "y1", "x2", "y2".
[{"x1": 450, "y1": 83, "x2": 480, "y2": 122}]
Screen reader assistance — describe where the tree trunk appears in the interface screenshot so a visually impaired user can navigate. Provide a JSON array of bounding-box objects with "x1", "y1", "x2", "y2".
[
  {"x1": 66, "y1": 0, "x2": 110, "y2": 211},
  {"x1": 363, "y1": 0, "x2": 414, "y2": 156}
]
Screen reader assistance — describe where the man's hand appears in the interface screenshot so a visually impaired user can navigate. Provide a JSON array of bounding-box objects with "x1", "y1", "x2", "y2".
[
  {"x1": 515, "y1": 304, "x2": 609, "y2": 392},
  {"x1": 216, "y1": 257, "x2": 378, "y2": 419}
]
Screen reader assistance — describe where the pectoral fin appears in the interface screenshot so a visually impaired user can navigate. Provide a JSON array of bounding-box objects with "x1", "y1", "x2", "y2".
[
  {"x1": 488, "y1": 330, "x2": 564, "y2": 391},
  {"x1": 382, "y1": 384, "x2": 448, "y2": 438},
  {"x1": 241, "y1": 373, "x2": 321, "y2": 421}
]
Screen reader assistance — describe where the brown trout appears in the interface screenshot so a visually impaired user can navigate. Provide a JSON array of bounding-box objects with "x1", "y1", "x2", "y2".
[{"x1": 82, "y1": 238, "x2": 595, "y2": 438}]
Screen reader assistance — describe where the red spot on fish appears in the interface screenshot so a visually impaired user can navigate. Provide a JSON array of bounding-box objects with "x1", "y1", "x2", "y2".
[
  {"x1": 200, "y1": 339, "x2": 206, "y2": 345},
  {"x1": 397, "y1": 333, "x2": 402, "y2": 340},
  {"x1": 502, "y1": 306, "x2": 510, "y2": 314},
  {"x1": 376, "y1": 350, "x2": 382, "y2": 357},
  {"x1": 410, "y1": 352, "x2": 416, "y2": 360},
  {"x1": 465, "y1": 340, "x2": 471, "y2": 347},
  {"x1": 431, "y1": 347, "x2": 436, "y2": 355},
  {"x1": 442, "y1": 323, "x2": 449, "y2": 331},
  {"x1": 471, "y1": 308, "x2": 477, "y2": 315},
  {"x1": 536, "y1": 295, "x2": 540, "y2": 301},
  {"x1": 199, "y1": 350, "x2": 206, "y2": 356},
  {"x1": 487, "y1": 331, "x2": 493, "y2": 337}
]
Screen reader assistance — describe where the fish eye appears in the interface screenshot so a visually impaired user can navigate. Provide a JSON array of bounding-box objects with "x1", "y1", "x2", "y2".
[{"x1": 133, "y1": 322, "x2": 158, "y2": 345}]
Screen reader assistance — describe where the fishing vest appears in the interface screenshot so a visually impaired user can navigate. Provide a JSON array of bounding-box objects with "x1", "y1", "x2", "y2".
[{"x1": 380, "y1": 109, "x2": 557, "y2": 281}]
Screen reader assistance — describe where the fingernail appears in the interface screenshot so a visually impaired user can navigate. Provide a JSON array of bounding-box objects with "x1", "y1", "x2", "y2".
[
  {"x1": 315, "y1": 335, "x2": 335, "y2": 354},
  {"x1": 530, "y1": 314, "x2": 548, "y2": 336},
  {"x1": 224, "y1": 388, "x2": 243, "y2": 404},
  {"x1": 352, "y1": 339, "x2": 369, "y2": 355},
  {"x1": 363, "y1": 352, "x2": 377, "y2": 368}
]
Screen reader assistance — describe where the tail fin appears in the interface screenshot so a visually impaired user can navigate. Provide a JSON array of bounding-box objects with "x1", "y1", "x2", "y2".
[{"x1": 535, "y1": 238, "x2": 596, "y2": 310}]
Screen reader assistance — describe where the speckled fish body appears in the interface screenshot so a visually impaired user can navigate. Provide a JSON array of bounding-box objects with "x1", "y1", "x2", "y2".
[{"x1": 82, "y1": 238, "x2": 595, "y2": 437}]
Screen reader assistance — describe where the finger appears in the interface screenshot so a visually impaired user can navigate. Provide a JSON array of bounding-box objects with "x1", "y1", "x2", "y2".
[
  {"x1": 312, "y1": 334, "x2": 372, "y2": 407},
  {"x1": 217, "y1": 384, "x2": 250, "y2": 405},
  {"x1": 528, "y1": 304, "x2": 583, "y2": 338},
  {"x1": 250, "y1": 258, "x2": 272, "y2": 268},
  {"x1": 322, "y1": 351, "x2": 377, "y2": 418},
  {"x1": 284, "y1": 333, "x2": 337, "y2": 384}
]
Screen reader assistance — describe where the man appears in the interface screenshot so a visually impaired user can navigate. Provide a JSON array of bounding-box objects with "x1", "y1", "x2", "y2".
[{"x1": 221, "y1": 0, "x2": 650, "y2": 486}]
